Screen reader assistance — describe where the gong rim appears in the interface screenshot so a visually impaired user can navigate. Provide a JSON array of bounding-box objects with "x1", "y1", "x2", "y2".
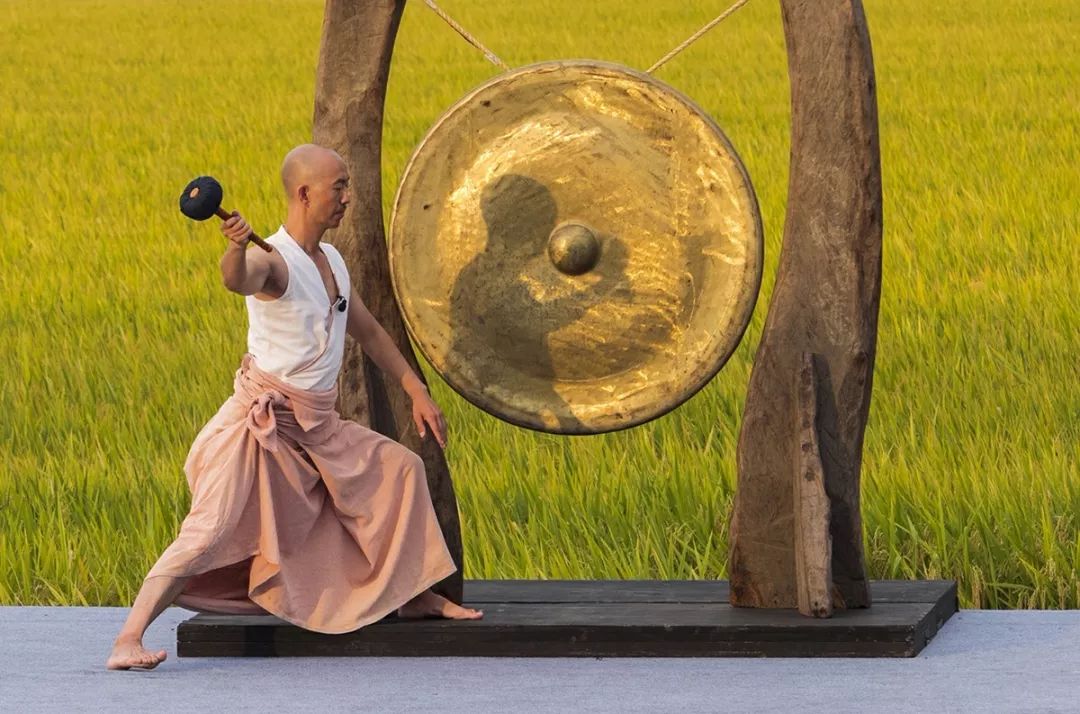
[{"x1": 389, "y1": 59, "x2": 764, "y2": 435}]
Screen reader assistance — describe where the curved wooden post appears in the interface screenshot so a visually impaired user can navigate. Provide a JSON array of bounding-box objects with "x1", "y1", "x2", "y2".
[
  {"x1": 313, "y1": 0, "x2": 464, "y2": 603},
  {"x1": 728, "y1": 0, "x2": 882, "y2": 611}
]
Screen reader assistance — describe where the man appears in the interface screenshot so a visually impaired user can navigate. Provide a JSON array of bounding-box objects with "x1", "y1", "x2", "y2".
[{"x1": 107, "y1": 144, "x2": 482, "y2": 671}]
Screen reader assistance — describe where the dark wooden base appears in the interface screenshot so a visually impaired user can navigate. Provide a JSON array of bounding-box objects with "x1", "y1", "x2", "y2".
[{"x1": 177, "y1": 579, "x2": 957, "y2": 658}]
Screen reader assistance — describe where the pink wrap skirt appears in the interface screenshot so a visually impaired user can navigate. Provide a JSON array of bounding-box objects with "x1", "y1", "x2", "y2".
[{"x1": 144, "y1": 353, "x2": 458, "y2": 634}]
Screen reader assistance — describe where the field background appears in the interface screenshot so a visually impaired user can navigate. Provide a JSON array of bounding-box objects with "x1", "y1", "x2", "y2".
[{"x1": 0, "y1": 0, "x2": 1076, "y2": 608}]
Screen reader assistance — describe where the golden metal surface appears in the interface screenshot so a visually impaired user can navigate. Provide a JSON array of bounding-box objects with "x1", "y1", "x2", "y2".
[{"x1": 389, "y1": 60, "x2": 763, "y2": 434}]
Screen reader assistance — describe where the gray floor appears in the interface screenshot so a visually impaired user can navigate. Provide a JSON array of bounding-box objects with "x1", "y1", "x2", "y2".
[{"x1": 1, "y1": 607, "x2": 1078, "y2": 713}]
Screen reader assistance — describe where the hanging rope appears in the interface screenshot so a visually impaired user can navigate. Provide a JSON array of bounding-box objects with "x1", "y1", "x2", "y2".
[
  {"x1": 646, "y1": 0, "x2": 753, "y2": 74},
  {"x1": 422, "y1": 0, "x2": 753, "y2": 77},
  {"x1": 423, "y1": 0, "x2": 511, "y2": 72}
]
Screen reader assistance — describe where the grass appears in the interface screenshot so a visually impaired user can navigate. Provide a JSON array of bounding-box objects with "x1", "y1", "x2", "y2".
[{"x1": 0, "y1": 0, "x2": 1076, "y2": 609}]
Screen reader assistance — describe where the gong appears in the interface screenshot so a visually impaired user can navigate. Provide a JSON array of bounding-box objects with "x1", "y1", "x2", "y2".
[{"x1": 389, "y1": 60, "x2": 763, "y2": 435}]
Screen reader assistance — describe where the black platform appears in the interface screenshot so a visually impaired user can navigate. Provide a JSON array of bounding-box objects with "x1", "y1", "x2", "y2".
[{"x1": 177, "y1": 579, "x2": 957, "y2": 658}]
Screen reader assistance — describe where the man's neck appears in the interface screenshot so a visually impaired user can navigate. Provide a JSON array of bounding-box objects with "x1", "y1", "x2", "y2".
[{"x1": 282, "y1": 217, "x2": 325, "y2": 256}]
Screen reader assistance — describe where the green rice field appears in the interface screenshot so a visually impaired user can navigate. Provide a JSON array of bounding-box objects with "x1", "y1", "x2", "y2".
[{"x1": 0, "y1": 0, "x2": 1076, "y2": 609}]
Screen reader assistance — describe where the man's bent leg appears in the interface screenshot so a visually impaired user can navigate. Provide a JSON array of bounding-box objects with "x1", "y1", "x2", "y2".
[{"x1": 106, "y1": 574, "x2": 191, "y2": 670}]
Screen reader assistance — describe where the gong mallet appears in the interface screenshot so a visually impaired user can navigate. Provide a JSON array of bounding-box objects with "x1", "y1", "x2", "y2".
[{"x1": 179, "y1": 176, "x2": 273, "y2": 252}]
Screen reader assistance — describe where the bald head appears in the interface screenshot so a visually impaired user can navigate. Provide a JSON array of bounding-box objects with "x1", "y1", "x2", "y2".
[
  {"x1": 280, "y1": 144, "x2": 351, "y2": 235},
  {"x1": 281, "y1": 144, "x2": 347, "y2": 201}
]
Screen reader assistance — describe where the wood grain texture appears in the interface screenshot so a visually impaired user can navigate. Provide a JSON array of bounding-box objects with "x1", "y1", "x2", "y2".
[
  {"x1": 312, "y1": 0, "x2": 463, "y2": 602},
  {"x1": 794, "y1": 352, "x2": 834, "y2": 618},
  {"x1": 729, "y1": 0, "x2": 882, "y2": 609}
]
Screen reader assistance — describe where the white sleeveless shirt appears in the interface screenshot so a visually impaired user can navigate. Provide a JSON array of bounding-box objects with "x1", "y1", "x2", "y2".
[{"x1": 245, "y1": 226, "x2": 350, "y2": 392}]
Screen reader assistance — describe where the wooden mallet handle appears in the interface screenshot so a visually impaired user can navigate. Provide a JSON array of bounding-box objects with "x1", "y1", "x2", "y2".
[{"x1": 213, "y1": 206, "x2": 272, "y2": 252}]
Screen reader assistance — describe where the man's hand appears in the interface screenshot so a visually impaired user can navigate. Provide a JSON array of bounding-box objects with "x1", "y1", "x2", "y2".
[
  {"x1": 411, "y1": 389, "x2": 448, "y2": 449},
  {"x1": 221, "y1": 211, "x2": 253, "y2": 246}
]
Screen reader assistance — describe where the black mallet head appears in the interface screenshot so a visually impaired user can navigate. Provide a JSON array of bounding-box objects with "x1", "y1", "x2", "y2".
[
  {"x1": 179, "y1": 175, "x2": 224, "y2": 220},
  {"x1": 178, "y1": 175, "x2": 272, "y2": 251}
]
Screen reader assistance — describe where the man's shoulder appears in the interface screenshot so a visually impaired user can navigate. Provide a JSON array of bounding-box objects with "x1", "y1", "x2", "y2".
[
  {"x1": 264, "y1": 225, "x2": 290, "y2": 246},
  {"x1": 247, "y1": 229, "x2": 290, "y2": 294},
  {"x1": 258, "y1": 227, "x2": 292, "y2": 263}
]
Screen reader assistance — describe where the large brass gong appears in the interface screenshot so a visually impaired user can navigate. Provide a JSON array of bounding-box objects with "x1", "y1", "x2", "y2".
[{"x1": 389, "y1": 60, "x2": 763, "y2": 434}]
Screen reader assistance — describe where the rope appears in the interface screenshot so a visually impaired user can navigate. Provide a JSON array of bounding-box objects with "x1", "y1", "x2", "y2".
[
  {"x1": 423, "y1": 0, "x2": 511, "y2": 72},
  {"x1": 421, "y1": 0, "x2": 753, "y2": 77},
  {"x1": 646, "y1": 0, "x2": 753, "y2": 74}
]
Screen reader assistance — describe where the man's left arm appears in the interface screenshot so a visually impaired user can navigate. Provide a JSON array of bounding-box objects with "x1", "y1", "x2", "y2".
[{"x1": 344, "y1": 285, "x2": 448, "y2": 448}]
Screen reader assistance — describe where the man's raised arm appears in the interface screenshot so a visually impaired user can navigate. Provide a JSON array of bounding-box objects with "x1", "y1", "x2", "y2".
[{"x1": 219, "y1": 212, "x2": 271, "y2": 295}]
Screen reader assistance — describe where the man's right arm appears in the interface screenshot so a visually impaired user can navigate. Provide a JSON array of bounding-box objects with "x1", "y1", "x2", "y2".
[{"x1": 219, "y1": 212, "x2": 271, "y2": 295}]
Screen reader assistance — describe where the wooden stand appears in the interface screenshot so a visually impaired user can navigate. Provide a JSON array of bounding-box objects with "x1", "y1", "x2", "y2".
[{"x1": 177, "y1": 579, "x2": 956, "y2": 658}]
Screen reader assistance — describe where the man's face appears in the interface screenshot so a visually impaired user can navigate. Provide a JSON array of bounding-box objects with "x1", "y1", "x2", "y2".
[{"x1": 309, "y1": 157, "x2": 350, "y2": 229}]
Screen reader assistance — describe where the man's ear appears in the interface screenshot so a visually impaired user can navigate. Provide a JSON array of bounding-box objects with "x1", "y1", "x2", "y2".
[{"x1": 299, "y1": 185, "x2": 309, "y2": 205}]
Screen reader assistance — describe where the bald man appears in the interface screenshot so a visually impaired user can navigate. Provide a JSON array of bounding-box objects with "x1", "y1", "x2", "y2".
[{"x1": 107, "y1": 144, "x2": 481, "y2": 671}]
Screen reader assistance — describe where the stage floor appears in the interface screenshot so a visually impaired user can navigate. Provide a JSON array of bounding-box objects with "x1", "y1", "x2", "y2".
[{"x1": 177, "y1": 579, "x2": 957, "y2": 658}]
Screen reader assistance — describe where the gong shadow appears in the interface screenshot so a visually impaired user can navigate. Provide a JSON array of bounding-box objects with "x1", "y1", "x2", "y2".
[{"x1": 449, "y1": 174, "x2": 625, "y2": 434}]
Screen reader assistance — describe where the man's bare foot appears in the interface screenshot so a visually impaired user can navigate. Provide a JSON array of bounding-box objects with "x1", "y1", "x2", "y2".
[
  {"x1": 106, "y1": 637, "x2": 168, "y2": 670},
  {"x1": 397, "y1": 588, "x2": 484, "y2": 620}
]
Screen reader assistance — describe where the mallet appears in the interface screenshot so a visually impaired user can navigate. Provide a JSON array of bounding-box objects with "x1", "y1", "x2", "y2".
[{"x1": 179, "y1": 176, "x2": 272, "y2": 252}]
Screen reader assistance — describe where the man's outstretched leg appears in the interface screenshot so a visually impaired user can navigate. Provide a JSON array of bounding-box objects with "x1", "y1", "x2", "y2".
[{"x1": 106, "y1": 574, "x2": 190, "y2": 670}]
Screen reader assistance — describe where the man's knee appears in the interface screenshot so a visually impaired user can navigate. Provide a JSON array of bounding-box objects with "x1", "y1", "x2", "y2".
[
  {"x1": 373, "y1": 436, "x2": 426, "y2": 484},
  {"x1": 391, "y1": 446, "x2": 427, "y2": 489},
  {"x1": 401, "y1": 448, "x2": 425, "y2": 478}
]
